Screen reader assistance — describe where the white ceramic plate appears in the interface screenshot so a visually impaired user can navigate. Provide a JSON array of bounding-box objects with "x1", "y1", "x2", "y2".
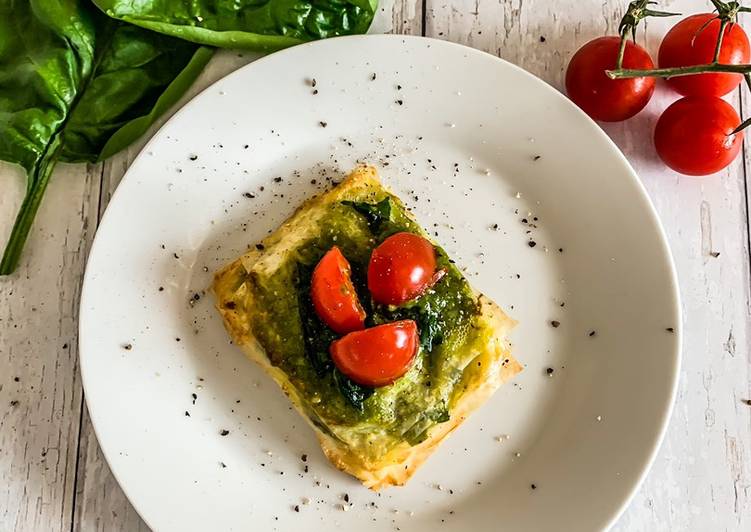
[{"x1": 80, "y1": 35, "x2": 681, "y2": 532}]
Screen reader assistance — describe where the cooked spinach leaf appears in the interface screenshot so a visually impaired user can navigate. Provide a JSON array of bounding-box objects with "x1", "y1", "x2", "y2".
[
  {"x1": 427, "y1": 405, "x2": 450, "y2": 423},
  {"x1": 93, "y1": 0, "x2": 378, "y2": 51},
  {"x1": 0, "y1": 0, "x2": 211, "y2": 275},
  {"x1": 333, "y1": 369, "x2": 374, "y2": 412},
  {"x1": 296, "y1": 264, "x2": 336, "y2": 375},
  {"x1": 296, "y1": 262, "x2": 374, "y2": 411},
  {"x1": 342, "y1": 197, "x2": 392, "y2": 232},
  {"x1": 378, "y1": 295, "x2": 447, "y2": 352},
  {"x1": 402, "y1": 402, "x2": 449, "y2": 445},
  {"x1": 343, "y1": 198, "x2": 390, "y2": 217}
]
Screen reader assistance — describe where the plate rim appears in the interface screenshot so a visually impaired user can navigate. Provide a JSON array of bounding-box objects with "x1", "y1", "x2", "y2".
[{"x1": 78, "y1": 33, "x2": 682, "y2": 531}]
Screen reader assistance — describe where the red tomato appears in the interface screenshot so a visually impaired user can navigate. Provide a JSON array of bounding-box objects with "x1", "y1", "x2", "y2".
[
  {"x1": 311, "y1": 246, "x2": 365, "y2": 334},
  {"x1": 565, "y1": 36, "x2": 655, "y2": 122},
  {"x1": 330, "y1": 320, "x2": 418, "y2": 387},
  {"x1": 654, "y1": 96, "x2": 743, "y2": 176},
  {"x1": 368, "y1": 232, "x2": 437, "y2": 306},
  {"x1": 659, "y1": 14, "x2": 750, "y2": 97}
]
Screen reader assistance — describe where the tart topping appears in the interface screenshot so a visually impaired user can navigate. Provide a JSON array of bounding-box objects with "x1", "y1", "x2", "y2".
[
  {"x1": 330, "y1": 320, "x2": 418, "y2": 387},
  {"x1": 310, "y1": 246, "x2": 366, "y2": 334},
  {"x1": 368, "y1": 232, "x2": 440, "y2": 305}
]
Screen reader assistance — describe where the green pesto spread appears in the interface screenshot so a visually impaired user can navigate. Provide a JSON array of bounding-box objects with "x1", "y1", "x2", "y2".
[{"x1": 244, "y1": 190, "x2": 485, "y2": 456}]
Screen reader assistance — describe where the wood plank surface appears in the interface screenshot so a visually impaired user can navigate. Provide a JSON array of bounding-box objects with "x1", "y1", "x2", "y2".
[
  {"x1": 0, "y1": 161, "x2": 100, "y2": 530},
  {"x1": 0, "y1": 1, "x2": 749, "y2": 531}
]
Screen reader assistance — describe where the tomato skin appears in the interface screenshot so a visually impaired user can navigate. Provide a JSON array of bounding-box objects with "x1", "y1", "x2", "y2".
[
  {"x1": 654, "y1": 96, "x2": 743, "y2": 176},
  {"x1": 330, "y1": 320, "x2": 418, "y2": 387},
  {"x1": 311, "y1": 246, "x2": 366, "y2": 334},
  {"x1": 565, "y1": 36, "x2": 655, "y2": 122},
  {"x1": 368, "y1": 232, "x2": 437, "y2": 306},
  {"x1": 659, "y1": 14, "x2": 751, "y2": 97}
]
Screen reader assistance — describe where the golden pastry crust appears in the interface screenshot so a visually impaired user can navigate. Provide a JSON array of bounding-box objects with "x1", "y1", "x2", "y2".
[{"x1": 213, "y1": 166, "x2": 521, "y2": 489}]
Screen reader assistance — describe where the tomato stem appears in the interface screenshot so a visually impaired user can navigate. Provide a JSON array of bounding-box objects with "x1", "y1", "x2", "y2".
[
  {"x1": 614, "y1": 1, "x2": 680, "y2": 70},
  {"x1": 732, "y1": 73, "x2": 751, "y2": 133},
  {"x1": 712, "y1": 18, "x2": 729, "y2": 63},
  {"x1": 607, "y1": 62, "x2": 751, "y2": 79},
  {"x1": 616, "y1": 27, "x2": 629, "y2": 69},
  {"x1": 608, "y1": 0, "x2": 751, "y2": 80}
]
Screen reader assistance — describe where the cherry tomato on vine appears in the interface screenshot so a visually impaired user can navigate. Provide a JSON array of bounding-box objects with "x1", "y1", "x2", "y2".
[
  {"x1": 330, "y1": 320, "x2": 419, "y2": 387},
  {"x1": 654, "y1": 96, "x2": 743, "y2": 176},
  {"x1": 311, "y1": 246, "x2": 366, "y2": 334},
  {"x1": 658, "y1": 14, "x2": 750, "y2": 97},
  {"x1": 368, "y1": 232, "x2": 440, "y2": 306},
  {"x1": 565, "y1": 36, "x2": 656, "y2": 122}
]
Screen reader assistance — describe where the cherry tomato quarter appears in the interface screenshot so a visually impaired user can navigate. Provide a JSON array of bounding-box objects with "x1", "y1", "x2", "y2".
[
  {"x1": 565, "y1": 36, "x2": 655, "y2": 122},
  {"x1": 368, "y1": 232, "x2": 438, "y2": 306},
  {"x1": 658, "y1": 14, "x2": 751, "y2": 97},
  {"x1": 330, "y1": 320, "x2": 419, "y2": 387},
  {"x1": 654, "y1": 96, "x2": 743, "y2": 176},
  {"x1": 310, "y1": 246, "x2": 366, "y2": 334}
]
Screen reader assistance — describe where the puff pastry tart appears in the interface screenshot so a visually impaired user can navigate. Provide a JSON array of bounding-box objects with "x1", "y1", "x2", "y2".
[{"x1": 213, "y1": 166, "x2": 521, "y2": 490}]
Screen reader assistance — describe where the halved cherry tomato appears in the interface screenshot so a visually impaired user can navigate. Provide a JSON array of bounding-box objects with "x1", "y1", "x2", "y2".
[
  {"x1": 565, "y1": 36, "x2": 655, "y2": 122},
  {"x1": 654, "y1": 96, "x2": 743, "y2": 176},
  {"x1": 330, "y1": 320, "x2": 418, "y2": 387},
  {"x1": 368, "y1": 232, "x2": 437, "y2": 306},
  {"x1": 659, "y1": 14, "x2": 751, "y2": 97},
  {"x1": 311, "y1": 246, "x2": 365, "y2": 334}
]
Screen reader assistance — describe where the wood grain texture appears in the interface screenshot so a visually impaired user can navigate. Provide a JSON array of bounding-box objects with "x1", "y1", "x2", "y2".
[
  {"x1": 371, "y1": 0, "x2": 422, "y2": 35},
  {"x1": 0, "y1": 1, "x2": 749, "y2": 531},
  {"x1": 0, "y1": 161, "x2": 101, "y2": 532}
]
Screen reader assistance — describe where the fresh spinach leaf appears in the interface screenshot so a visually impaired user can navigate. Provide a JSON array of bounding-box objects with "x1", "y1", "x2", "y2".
[
  {"x1": 92, "y1": 0, "x2": 378, "y2": 51},
  {"x1": 63, "y1": 27, "x2": 213, "y2": 162},
  {"x1": 342, "y1": 197, "x2": 392, "y2": 232},
  {"x1": 0, "y1": 0, "x2": 211, "y2": 274}
]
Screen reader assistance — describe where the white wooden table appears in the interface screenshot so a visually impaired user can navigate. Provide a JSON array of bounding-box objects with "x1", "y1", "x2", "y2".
[{"x1": 1, "y1": 1, "x2": 749, "y2": 530}]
